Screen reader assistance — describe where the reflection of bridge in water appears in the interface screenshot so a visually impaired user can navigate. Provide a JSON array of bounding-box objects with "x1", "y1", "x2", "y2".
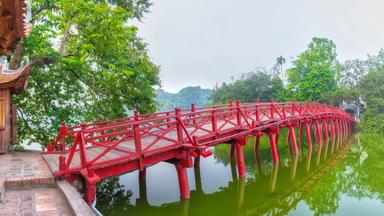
[{"x1": 98, "y1": 135, "x2": 353, "y2": 216}]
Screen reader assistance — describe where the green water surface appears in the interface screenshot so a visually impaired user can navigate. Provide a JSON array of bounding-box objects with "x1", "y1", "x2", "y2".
[{"x1": 95, "y1": 131, "x2": 384, "y2": 216}]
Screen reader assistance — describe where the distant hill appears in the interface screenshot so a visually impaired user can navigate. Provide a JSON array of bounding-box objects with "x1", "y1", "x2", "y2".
[{"x1": 156, "y1": 86, "x2": 213, "y2": 111}]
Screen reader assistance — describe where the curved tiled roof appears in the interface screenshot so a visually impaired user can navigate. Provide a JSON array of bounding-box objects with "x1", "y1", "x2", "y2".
[{"x1": 0, "y1": 60, "x2": 29, "y2": 93}]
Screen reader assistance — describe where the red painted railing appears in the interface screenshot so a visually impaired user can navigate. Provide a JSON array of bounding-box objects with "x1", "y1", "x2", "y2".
[{"x1": 46, "y1": 100, "x2": 353, "y2": 175}]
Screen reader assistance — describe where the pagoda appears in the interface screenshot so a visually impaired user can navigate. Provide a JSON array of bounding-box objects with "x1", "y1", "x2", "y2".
[{"x1": 0, "y1": 0, "x2": 31, "y2": 153}]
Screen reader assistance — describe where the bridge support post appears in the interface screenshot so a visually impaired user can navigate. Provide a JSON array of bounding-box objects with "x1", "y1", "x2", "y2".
[
  {"x1": 298, "y1": 122, "x2": 304, "y2": 156},
  {"x1": 341, "y1": 120, "x2": 345, "y2": 143},
  {"x1": 322, "y1": 117, "x2": 329, "y2": 143},
  {"x1": 304, "y1": 119, "x2": 313, "y2": 151},
  {"x1": 80, "y1": 168, "x2": 101, "y2": 206},
  {"x1": 253, "y1": 132, "x2": 264, "y2": 171},
  {"x1": 343, "y1": 120, "x2": 347, "y2": 140},
  {"x1": 85, "y1": 182, "x2": 97, "y2": 205},
  {"x1": 335, "y1": 119, "x2": 340, "y2": 137},
  {"x1": 314, "y1": 119, "x2": 323, "y2": 145},
  {"x1": 330, "y1": 118, "x2": 335, "y2": 139},
  {"x1": 268, "y1": 127, "x2": 279, "y2": 164},
  {"x1": 254, "y1": 131, "x2": 263, "y2": 154},
  {"x1": 193, "y1": 156, "x2": 203, "y2": 194},
  {"x1": 137, "y1": 168, "x2": 148, "y2": 207},
  {"x1": 230, "y1": 154, "x2": 238, "y2": 181},
  {"x1": 230, "y1": 142, "x2": 236, "y2": 160},
  {"x1": 139, "y1": 168, "x2": 146, "y2": 180},
  {"x1": 288, "y1": 124, "x2": 298, "y2": 155},
  {"x1": 235, "y1": 137, "x2": 246, "y2": 178},
  {"x1": 175, "y1": 163, "x2": 190, "y2": 200}
]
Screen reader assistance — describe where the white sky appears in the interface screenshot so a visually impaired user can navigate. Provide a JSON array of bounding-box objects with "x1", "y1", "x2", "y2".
[{"x1": 136, "y1": 0, "x2": 384, "y2": 93}]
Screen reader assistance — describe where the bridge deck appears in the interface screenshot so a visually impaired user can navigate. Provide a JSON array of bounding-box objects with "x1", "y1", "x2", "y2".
[{"x1": 43, "y1": 118, "x2": 241, "y2": 173}]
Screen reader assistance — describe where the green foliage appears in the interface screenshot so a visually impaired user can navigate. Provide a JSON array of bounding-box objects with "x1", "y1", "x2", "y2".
[
  {"x1": 287, "y1": 37, "x2": 339, "y2": 101},
  {"x1": 340, "y1": 59, "x2": 367, "y2": 88},
  {"x1": 212, "y1": 70, "x2": 286, "y2": 103},
  {"x1": 156, "y1": 87, "x2": 213, "y2": 111},
  {"x1": 320, "y1": 87, "x2": 360, "y2": 106},
  {"x1": 359, "y1": 52, "x2": 384, "y2": 133},
  {"x1": 13, "y1": 0, "x2": 159, "y2": 145}
]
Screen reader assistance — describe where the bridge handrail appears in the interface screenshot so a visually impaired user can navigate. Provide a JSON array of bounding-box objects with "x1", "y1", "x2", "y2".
[
  {"x1": 47, "y1": 101, "x2": 353, "y2": 152},
  {"x1": 47, "y1": 101, "x2": 354, "y2": 176}
]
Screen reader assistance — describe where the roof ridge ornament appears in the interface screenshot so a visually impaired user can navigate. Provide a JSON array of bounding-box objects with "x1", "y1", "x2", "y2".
[{"x1": 0, "y1": 56, "x2": 29, "y2": 74}]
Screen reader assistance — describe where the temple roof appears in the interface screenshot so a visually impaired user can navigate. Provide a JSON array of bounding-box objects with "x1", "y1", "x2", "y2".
[
  {"x1": 0, "y1": 0, "x2": 31, "y2": 55},
  {"x1": 0, "y1": 58, "x2": 29, "y2": 93}
]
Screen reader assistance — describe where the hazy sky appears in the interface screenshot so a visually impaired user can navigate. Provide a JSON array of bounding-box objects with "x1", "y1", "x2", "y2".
[{"x1": 136, "y1": 0, "x2": 384, "y2": 93}]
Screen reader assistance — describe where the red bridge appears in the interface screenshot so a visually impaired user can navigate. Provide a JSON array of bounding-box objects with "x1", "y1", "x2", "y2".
[{"x1": 43, "y1": 100, "x2": 354, "y2": 205}]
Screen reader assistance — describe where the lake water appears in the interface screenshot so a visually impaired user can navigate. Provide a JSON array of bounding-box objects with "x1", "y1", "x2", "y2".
[{"x1": 95, "y1": 130, "x2": 384, "y2": 216}]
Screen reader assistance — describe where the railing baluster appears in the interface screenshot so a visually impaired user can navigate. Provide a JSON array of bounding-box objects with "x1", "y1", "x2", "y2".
[
  {"x1": 175, "y1": 108, "x2": 184, "y2": 143},
  {"x1": 134, "y1": 127, "x2": 142, "y2": 155},
  {"x1": 79, "y1": 130, "x2": 88, "y2": 168},
  {"x1": 133, "y1": 111, "x2": 143, "y2": 157},
  {"x1": 236, "y1": 100, "x2": 241, "y2": 127},
  {"x1": 191, "y1": 104, "x2": 196, "y2": 125},
  {"x1": 166, "y1": 112, "x2": 171, "y2": 128},
  {"x1": 212, "y1": 107, "x2": 217, "y2": 135},
  {"x1": 255, "y1": 99, "x2": 260, "y2": 123},
  {"x1": 60, "y1": 121, "x2": 67, "y2": 152}
]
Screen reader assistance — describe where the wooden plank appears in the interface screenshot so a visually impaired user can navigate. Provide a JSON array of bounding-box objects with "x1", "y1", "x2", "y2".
[
  {"x1": 88, "y1": 147, "x2": 116, "y2": 161},
  {"x1": 42, "y1": 154, "x2": 59, "y2": 173},
  {"x1": 117, "y1": 140, "x2": 136, "y2": 152}
]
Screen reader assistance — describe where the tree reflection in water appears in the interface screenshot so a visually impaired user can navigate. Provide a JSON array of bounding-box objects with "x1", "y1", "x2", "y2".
[{"x1": 96, "y1": 176, "x2": 133, "y2": 214}]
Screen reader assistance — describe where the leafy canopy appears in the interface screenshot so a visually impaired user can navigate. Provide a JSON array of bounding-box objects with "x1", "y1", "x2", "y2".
[
  {"x1": 287, "y1": 37, "x2": 339, "y2": 101},
  {"x1": 359, "y1": 50, "x2": 384, "y2": 133},
  {"x1": 13, "y1": 0, "x2": 160, "y2": 146},
  {"x1": 213, "y1": 70, "x2": 286, "y2": 103}
]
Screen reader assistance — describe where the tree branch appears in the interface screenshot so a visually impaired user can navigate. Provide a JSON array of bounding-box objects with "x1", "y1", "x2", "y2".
[
  {"x1": 59, "y1": 23, "x2": 72, "y2": 56},
  {"x1": 9, "y1": 39, "x2": 24, "y2": 69},
  {"x1": 28, "y1": 57, "x2": 55, "y2": 67}
]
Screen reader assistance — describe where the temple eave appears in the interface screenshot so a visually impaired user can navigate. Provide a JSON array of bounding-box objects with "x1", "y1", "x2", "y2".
[{"x1": 0, "y1": 66, "x2": 30, "y2": 93}]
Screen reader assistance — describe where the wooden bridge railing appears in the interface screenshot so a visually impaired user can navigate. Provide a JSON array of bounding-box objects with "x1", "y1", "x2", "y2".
[{"x1": 46, "y1": 100, "x2": 353, "y2": 175}]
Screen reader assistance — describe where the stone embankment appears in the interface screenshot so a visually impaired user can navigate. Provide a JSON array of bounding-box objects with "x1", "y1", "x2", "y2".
[{"x1": 0, "y1": 151, "x2": 96, "y2": 216}]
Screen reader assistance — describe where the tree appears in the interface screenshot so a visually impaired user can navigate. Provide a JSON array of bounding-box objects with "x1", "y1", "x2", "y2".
[
  {"x1": 320, "y1": 87, "x2": 360, "y2": 106},
  {"x1": 276, "y1": 56, "x2": 286, "y2": 83},
  {"x1": 359, "y1": 68, "x2": 384, "y2": 133},
  {"x1": 12, "y1": 0, "x2": 160, "y2": 146},
  {"x1": 320, "y1": 59, "x2": 367, "y2": 106},
  {"x1": 341, "y1": 59, "x2": 367, "y2": 88},
  {"x1": 357, "y1": 50, "x2": 384, "y2": 133},
  {"x1": 212, "y1": 69, "x2": 286, "y2": 103},
  {"x1": 287, "y1": 38, "x2": 339, "y2": 101}
]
